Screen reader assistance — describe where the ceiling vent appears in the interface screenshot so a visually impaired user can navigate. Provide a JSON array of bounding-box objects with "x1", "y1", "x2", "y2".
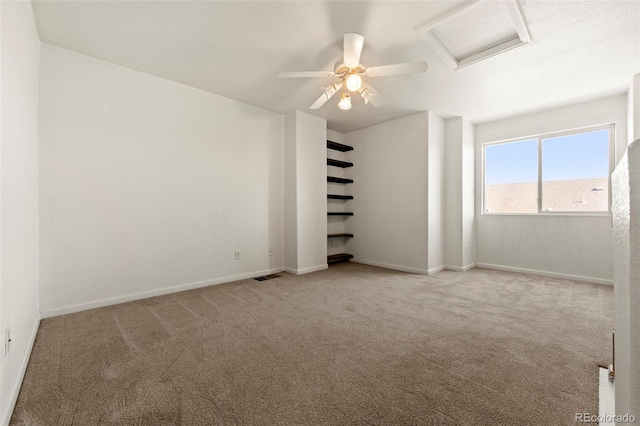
[{"x1": 417, "y1": 0, "x2": 530, "y2": 70}]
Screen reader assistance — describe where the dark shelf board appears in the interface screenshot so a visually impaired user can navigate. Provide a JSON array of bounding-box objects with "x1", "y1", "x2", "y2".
[
  {"x1": 328, "y1": 233, "x2": 354, "y2": 238},
  {"x1": 327, "y1": 253, "x2": 354, "y2": 264},
  {"x1": 328, "y1": 212, "x2": 353, "y2": 216},
  {"x1": 327, "y1": 194, "x2": 354, "y2": 200},
  {"x1": 327, "y1": 176, "x2": 353, "y2": 184},
  {"x1": 327, "y1": 158, "x2": 354, "y2": 168},
  {"x1": 327, "y1": 140, "x2": 354, "y2": 152}
]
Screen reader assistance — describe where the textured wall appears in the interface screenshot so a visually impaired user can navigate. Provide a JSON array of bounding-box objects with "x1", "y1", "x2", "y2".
[{"x1": 612, "y1": 139, "x2": 640, "y2": 420}]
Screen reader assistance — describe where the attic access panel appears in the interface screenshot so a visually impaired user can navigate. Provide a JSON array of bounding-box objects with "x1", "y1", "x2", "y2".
[{"x1": 417, "y1": 0, "x2": 530, "y2": 69}]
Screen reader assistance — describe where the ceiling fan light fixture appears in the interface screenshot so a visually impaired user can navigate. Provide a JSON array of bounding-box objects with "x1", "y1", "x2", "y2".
[
  {"x1": 338, "y1": 93, "x2": 352, "y2": 110},
  {"x1": 345, "y1": 74, "x2": 362, "y2": 92},
  {"x1": 322, "y1": 84, "x2": 338, "y2": 100},
  {"x1": 359, "y1": 87, "x2": 372, "y2": 104}
]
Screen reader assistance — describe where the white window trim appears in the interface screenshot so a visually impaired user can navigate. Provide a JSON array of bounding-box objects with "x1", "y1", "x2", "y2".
[{"x1": 482, "y1": 123, "x2": 616, "y2": 216}]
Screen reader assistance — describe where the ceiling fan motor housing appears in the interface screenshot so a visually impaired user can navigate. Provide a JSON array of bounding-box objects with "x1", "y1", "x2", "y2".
[{"x1": 334, "y1": 62, "x2": 365, "y2": 76}]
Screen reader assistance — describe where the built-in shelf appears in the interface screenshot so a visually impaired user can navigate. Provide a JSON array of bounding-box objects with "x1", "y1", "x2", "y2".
[
  {"x1": 327, "y1": 253, "x2": 354, "y2": 264},
  {"x1": 327, "y1": 140, "x2": 354, "y2": 152},
  {"x1": 327, "y1": 140, "x2": 354, "y2": 267},
  {"x1": 327, "y1": 158, "x2": 354, "y2": 168},
  {"x1": 327, "y1": 176, "x2": 353, "y2": 184}
]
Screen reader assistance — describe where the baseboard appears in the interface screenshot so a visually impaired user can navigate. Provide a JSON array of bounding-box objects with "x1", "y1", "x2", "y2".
[
  {"x1": 283, "y1": 264, "x2": 328, "y2": 275},
  {"x1": 40, "y1": 267, "x2": 285, "y2": 319},
  {"x1": 2, "y1": 313, "x2": 41, "y2": 426},
  {"x1": 351, "y1": 259, "x2": 429, "y2": 275},
  {"x1": 475, "y1": 262, "x2": 613, "y2": 285},
  {"x1": 427, "y1": 265, "x2": 446, "y2": 275},
  {"x1": 445, "y1": 263, "x2": 476, "y2": 272}
]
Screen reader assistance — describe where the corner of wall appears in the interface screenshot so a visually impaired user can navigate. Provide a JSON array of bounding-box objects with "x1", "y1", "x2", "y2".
[
  {"x1": 1, "y1": 1, "x2": 42, "y2": 423},
  {"x1": 344, "y1": 113, "x2": 430, "y2": 273},
  {"x1": 284, "y1": 111, "x2": 299, "y2": 271},
  {"x1": 427, "y1": 111, "x2": 445, "y2": 271},
  {"x1": 284, "y1": 111, "x2": 327, "y2": 273},
  {"x1": 629, "y1": 74, "x2": 640, "y2": 144},
  {"x1": 443, "y1": 116, "x2": 476, "y2": 270},
  {"x1": 1, "y1": 314, "x2": 40, "y2": 426}
]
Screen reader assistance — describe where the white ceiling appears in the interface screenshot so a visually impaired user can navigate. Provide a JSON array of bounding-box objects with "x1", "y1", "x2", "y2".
[{"x1": 31, "y1": 0, "x2": 640, "y2": 133}]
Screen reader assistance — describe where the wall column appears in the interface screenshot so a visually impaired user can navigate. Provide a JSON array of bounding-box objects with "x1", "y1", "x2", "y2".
[
  {"x1": 284, "y1": 111, "x2": 327, "y2": 274},
  {"x1": 444, "y1": 117, "x2": 475, "y2": 271}
]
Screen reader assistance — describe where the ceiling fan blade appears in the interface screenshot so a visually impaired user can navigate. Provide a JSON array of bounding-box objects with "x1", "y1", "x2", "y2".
[
  {"x1": 278, "y1": 71, "x2": 336, "y2": 78},
  {"x1": 310, "y1": 82, "x2": 343, "y2": 110},
  {"x1": 361, "y1": 83, "x2": 386, "y2": 107},
  {"x1": 364, "y1": 61, "x2": 428, "y2": 77},
  {"x1": 343, "y1": 33, "x2": 364, "y2": 69},
  {"x1": 310, "y1": 94, "x2": 329, "y2": 110}
]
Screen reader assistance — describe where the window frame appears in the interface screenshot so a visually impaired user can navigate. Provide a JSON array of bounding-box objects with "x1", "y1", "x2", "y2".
[{"x1": 482, "y1": 123, "x2": 615, "y2": 216}]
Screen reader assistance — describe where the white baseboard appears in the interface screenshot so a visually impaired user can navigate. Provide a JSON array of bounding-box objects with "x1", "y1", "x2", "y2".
[
  {"x1": 445, "y1": 263, "x2": 476, "y2": 272},
  {"x1": 475, "y1": 262, "x2": 613, "y2": 285},
  {"x1": 284, "y1": 264, "x2": 328, "y2": 275},
  {"x1": 40, "y1": 267, "x2": 285, "y2": 319},
  {"x1": 351, "y1": 259, "x2": 429, "y2": 275},
  {"x1": 427, "y1": 265, "x2": 446, "y2": 275},
  {"x1": 2, "y1": 313, "x2": 41, "y2": 426}
]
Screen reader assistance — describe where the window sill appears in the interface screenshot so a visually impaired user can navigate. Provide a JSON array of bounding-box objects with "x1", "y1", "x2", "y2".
[{"x1": 481, "y1": 212, "x2": 612, "y2": 217}]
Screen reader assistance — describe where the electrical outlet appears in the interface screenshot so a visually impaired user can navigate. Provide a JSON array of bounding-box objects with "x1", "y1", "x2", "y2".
[
  {"x1": 5, "y1": 327, "x2": 10, "y2": 356},
  {"x1": 268, "y1": 247, "x2": 274, "y2": 256},
  {"x1": 235, "y1": 250, "x2": 241, "y2": 260}
]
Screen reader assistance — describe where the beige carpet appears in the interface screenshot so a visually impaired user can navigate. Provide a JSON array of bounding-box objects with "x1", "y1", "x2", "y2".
[{"x1": 11, "y1": 263, "x2": 613, "y2": 425}]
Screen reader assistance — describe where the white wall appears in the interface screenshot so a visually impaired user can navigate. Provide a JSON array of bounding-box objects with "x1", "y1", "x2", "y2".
[
  {"x1": 630, "y1": 74, "x2": 640, "y2": 144},
  {"x1": 427, "y1": 111, "x2": 445, "y2": 273},
  {"x1": 0, "y1": 2, "x2": 41, "y2": 424},
  {"x1": 612, "y1": 140, "x2": 640, "y2": 421},
  {"x1": 615, "y1": 74, "x2": 640, "y2": 423},
  {"x1": 284, "y1": 111, "x2": 327, "y2": 274},
  {"x1": 345, "y1": 112, "x2": 430, "y2": 274},
  {"x1": 475, "y1": 95, "x2": 628, "y2": 284},
  {"x1": 326, "y1": 129, "x2": 348, "y2": 257},
  {"x1": 284, "y1": 113, "x2": 298, "y2": 271},
  {"x1": 39, "y1": 44, "x2": 285, "y2": 316},
  {"x1": 444, "y1": 117, "x2": 476, "y2": 271},
  {"x1": 445, "y1": 119, "x2": 463, "y2": 268},
  {"x1": 462, "y1": 119, "x2": 476, "y2": 268}
]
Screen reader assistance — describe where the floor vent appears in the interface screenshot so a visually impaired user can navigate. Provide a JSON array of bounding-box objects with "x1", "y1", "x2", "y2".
[{"x1": 254, "y1": 274, "x2": 281, "y2": 282}]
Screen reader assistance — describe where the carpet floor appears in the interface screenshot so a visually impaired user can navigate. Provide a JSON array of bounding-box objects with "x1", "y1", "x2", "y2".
[{"x1": 11, "y1": 263, "x2": 613, "y2": 425}]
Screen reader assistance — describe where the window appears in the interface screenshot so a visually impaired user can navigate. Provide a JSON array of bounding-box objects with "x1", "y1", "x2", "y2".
[{"x1": 483, "y1": 124, "x2": 613, "y2": 214}]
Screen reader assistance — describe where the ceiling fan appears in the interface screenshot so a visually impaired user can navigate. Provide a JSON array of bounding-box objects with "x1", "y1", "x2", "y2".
[{"x1": 278, "y1": 33, "x2": 428, "y2": 111}]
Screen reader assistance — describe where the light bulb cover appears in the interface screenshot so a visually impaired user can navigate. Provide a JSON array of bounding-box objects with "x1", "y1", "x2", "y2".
[
  {"x1": 345, "y1": 74, "x2": 362, "y2": 92},
  {"x1": 322, "y1": 84, "x2": 338, "y2": 100},
  {"x1": 338, "y1": 93, "x2": 352, "y2": 110},
  {"x1": 359, "y1": 88, "x2": 372, "y2": 104}
]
